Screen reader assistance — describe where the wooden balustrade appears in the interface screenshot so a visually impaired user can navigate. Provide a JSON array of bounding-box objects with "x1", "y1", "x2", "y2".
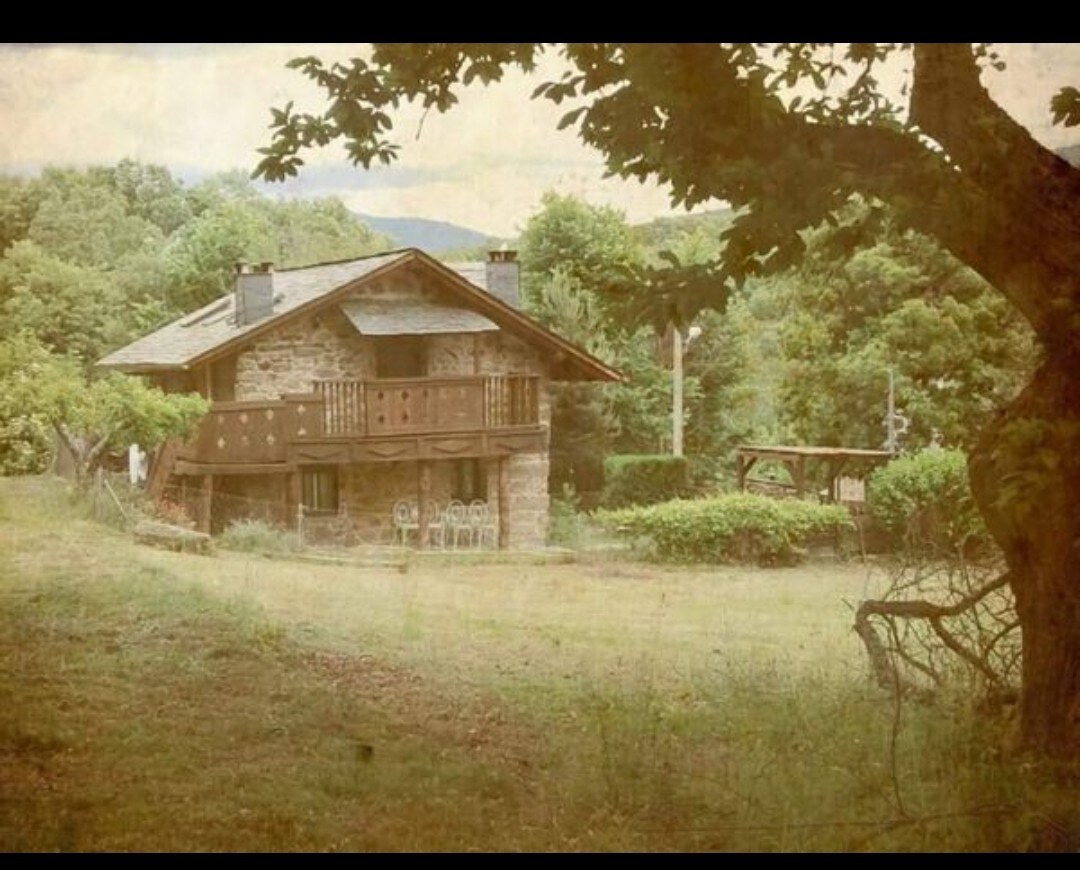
[
  {"x1": 315, "y1": 375, "x2": 539, "y2": 437},
  {"x1": 178, "y1": 376, "x2": 541, "y2": 466}
]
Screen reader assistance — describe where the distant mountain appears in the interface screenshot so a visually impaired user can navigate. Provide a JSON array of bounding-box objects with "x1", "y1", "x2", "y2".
[
  {"x1": 353, "y1": 213, "x2": 498, "y2": 254},
  {"x1": 631, "y1": 207, "x2": 737, "y2": 249}
]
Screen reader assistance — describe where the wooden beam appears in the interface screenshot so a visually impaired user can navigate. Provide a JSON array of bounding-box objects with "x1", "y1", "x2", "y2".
[
  {"x1": 737, "y1": 454, "x2": 759, "y2": 492},
  {"x1": 174, "y1": 460, "x2": 290, "y2": 476}
]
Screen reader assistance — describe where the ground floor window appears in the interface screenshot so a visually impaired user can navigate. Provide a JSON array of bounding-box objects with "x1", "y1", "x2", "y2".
[
  {"x1": 452, "y1": 458, "x2": 487, "y2": 504},
  {"x1": 302, "y1": 466, "x2": 338, "y2": 513}
]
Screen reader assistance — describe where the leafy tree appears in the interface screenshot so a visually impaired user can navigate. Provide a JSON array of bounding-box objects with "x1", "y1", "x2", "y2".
[
  {"x1": 522, "y1": 263, "x2": 617, "y2": 500},
  {"x1": 269, "y1": 195, "x2": 390, "y2": 266},
  {"x1": 0, "y1": 175, "x2": 44, "y2": 254},
  {"x1": 518, "y1": 191, "x2": 642, "y2": 301},
  {"x1": 109, "y1": 159, "x2": 194, "y2": 236},
  {"x1": 162, "y1": 195, "x2": 278, "y2": 311},
  {"x1": 0, "y1": 241, "x2": 123, "y2": 361},
  {"x1": 28, "y1": 168, "x2": 165, "y2": 269},
  {"x1": 163, "y1": 173, "x2": 391, "y2": 312},
  {"x1": 769, "y1": 210, "x2": 1037, "y2": 450},
  {"x1": 0, "y1": 333, "x2": 208, "y2": 484},
  {"x1": 1, "y1": 166, "x2": 177, "y2": 356},
  {"x1": 253, "y1": 43, "x2": 1080, "y2": 757}
]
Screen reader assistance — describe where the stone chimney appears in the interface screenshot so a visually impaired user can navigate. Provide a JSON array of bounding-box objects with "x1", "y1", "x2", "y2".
[
  {"x1": 235, "y1": 261, "x2": 275, "y2": 325},
  {"x1": 485, "y1": 249, "x2": 520, "y2": 308}
]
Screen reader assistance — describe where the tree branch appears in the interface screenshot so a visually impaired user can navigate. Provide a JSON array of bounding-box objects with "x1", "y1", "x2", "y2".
[
  {"x1": 907, "y1": 43, "x2": 1080, "y2": 345},
  {"x1": 853, "y1": 571, "x2": 1013, "y2": 691}
]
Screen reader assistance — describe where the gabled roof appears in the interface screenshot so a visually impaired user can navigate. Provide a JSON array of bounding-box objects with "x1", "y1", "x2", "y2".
[{"x1": 98, "y1": 248, "x2": 622, "y2": 382}]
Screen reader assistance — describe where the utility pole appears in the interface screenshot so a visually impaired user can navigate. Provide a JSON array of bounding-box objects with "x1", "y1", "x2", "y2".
[
  {"x1": 884, "y1": 368, "x2": 909, "y2": 454},
  {"x1": 672, "y1": 326, "x2": 685, "y2": 457},
  {"x1": 671, "y1": 324, "x2": 702, "y2": 457}
]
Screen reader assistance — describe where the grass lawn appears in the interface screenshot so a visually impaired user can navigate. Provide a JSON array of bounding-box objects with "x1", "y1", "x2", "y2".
[{"x1": 1, "y1": 476, "x2": 1074, "y2": 852}]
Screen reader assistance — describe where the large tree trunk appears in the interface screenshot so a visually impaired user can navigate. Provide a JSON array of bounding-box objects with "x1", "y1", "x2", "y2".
[
  {"x1": 903, "y1": 44, "x2": 1080, "y2": 759},
  {"x1": 968, "y1": 350, "x2": 1080, "y2": 757}
]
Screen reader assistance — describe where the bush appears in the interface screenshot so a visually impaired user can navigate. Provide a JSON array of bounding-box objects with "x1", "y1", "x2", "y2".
[
  {"x1": 867, "y1": 447, "x2": 991, "y2": 558},
  {"x1": 548, "y1": 483, "x2": 585, "y2": 548},
  {"x1": 0, "y1": 415, "x2": 52, "y2": 475},
  {"x1": 219, "y1": 518, "x2": 300, "y2": 554},
  {"x1": 601, "y1": 454, "x2": 691, "y2": 509},
  {"x1": 596, "y1": 493, "x2": 853, "y2": 565}
]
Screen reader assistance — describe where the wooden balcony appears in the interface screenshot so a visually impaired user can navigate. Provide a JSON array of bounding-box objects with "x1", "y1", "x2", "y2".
[{"x1": 173, "y1": 375, "x2": 544, "y2": 473}]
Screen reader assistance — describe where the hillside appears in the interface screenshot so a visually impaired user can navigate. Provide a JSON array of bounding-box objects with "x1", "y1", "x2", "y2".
[{"x1": 354, "y1": 213, "x2": 501, "y2": 254}]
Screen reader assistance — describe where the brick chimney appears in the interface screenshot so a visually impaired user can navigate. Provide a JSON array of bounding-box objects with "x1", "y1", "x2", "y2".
[
  {"x1": 235, "y1": 261, "x2": 275, "y2": 325},
  {"x1": 485, "y1": 249, "x2": 520, "y2": 308}
]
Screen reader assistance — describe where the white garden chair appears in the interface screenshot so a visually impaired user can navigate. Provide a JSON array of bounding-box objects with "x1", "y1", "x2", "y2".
[
  {"x1": 468, "y1": 499, "x2": 498, "y2": 549},
  {"x1": 392, "y1": 500, "x2": 418, "y2": 546},
  {"x1": 444, "y1": 499, "x2": 470, "y2": 549}
]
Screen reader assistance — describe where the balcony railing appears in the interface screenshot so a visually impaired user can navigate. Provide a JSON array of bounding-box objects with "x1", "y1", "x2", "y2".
[
  {"x1": 316, "y1": 375, "x2": 539, "y2": 437},
  {"x1": 176, "y1": 375, "x2": 540, "y2": 466}
]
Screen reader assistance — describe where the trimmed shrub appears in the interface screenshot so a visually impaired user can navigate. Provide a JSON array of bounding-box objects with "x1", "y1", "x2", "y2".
[
  {"x1": 219, "y1": 518, "x2": 300, "y2": 554},
  {"x1": 597, "y1": 493, "x2": 853, "y2": 566},
  {"x1": 867, "y1": 447, "x2": 991, "y2": 558},
  {"x1": 601, "y1": 454, "x2": 691, "y2": 509}
]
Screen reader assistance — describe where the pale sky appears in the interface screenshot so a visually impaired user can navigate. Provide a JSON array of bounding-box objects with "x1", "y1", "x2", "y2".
[{"x1": 1, "y1": 43, "x2": 1078, "y2": 239}]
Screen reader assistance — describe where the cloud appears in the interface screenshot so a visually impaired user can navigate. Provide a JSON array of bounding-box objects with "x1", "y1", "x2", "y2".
[{"x1": 1, "y1": 43, "x2": 1077, "y2": 237}]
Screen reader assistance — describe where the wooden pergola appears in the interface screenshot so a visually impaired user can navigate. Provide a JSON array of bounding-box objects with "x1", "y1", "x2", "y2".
[{"x1": 735, "y1": 445, "x2": 895, "y2": 504}]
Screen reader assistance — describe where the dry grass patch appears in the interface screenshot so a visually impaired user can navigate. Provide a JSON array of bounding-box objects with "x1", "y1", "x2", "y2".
[{"x1": 2, "y1": 476, "x2": 1077, "y2": 851}]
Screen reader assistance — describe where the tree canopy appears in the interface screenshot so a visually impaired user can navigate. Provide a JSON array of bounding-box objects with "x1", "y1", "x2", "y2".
[
  {"x1": 252, "y1": 43, "x2": 1080, "y2": 758},
  {"x1": 0, "y1": 160, "x2": 395, "y2": 476}
]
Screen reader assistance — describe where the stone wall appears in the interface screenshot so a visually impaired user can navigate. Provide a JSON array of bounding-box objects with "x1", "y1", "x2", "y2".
[
  {"x1": 503, "y1": 453, "x2": 550, "y2": 549},
  {"x1": 234, "y1": 307, "x2": 373, "y2": 401}
]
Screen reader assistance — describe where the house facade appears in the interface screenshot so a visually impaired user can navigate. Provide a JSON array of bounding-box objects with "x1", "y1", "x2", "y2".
[{"x1": 99, "y1": 248, "x2": 621, "y2": 548}]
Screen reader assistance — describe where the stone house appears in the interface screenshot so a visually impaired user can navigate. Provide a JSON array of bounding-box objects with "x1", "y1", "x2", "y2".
[{"x1": 98, "y1": 248, "x2": 621, "y2": 548}]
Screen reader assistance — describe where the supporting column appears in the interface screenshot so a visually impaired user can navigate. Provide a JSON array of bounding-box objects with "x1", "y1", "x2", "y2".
[
  {"x1": 791, "y1": 457, "x2": 807, "y2": 500},
  {"x1": 417, "y1": 461, "x2": 431, "y2": 550},
  {"x1": 198, "y1": 474, "x2": 214, "y2": 534},
  {"x1": 285, "y1": 471, "x2": 300, "y2": 528},
  {"x1": 498, "y1": 456, "x2": 510, "y2": 550}
]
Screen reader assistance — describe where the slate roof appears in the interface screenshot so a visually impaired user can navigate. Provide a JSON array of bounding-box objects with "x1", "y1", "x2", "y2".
[
  {"x1": 339, "y1": 297, "x2": 498, "y2": 335},
  {"x1": 97, "y1": 248, "x2": 623, "y2": 382},
  {"x1": 99, "y1": 252, "x2": 408, "y2": 371}
]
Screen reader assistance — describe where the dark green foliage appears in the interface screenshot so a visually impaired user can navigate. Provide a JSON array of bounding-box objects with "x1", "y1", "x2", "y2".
[
  {"x1": 598, "y1": 493, "x2": 852, "y2": 565},
  {"x1": 766, "y1": 206, "x2": 1037, "y2": 452},
  {"x1": 601, "y1": 454, "x2": 690, "y2": 509},
  {"x1": 546, "y1": 483, "x2": 584, "y2": 548},
  {"x1": 867, "y1": 447, "x2": 992, "y2": 558}
]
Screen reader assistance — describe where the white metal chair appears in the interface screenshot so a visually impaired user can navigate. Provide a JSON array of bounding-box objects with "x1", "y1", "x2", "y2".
[
  {"x1": 467, "y1": 499, "x2": 498, "y2": 549},
  {"x1": 424, "y1": 500, "x2": 447, "y2": 549},
  {"x1": 392, "y1": 500, "x2": 418, "y2": 546},
  {"x1": 444, "y1": 499, "x2": 470, "y2": 549}
]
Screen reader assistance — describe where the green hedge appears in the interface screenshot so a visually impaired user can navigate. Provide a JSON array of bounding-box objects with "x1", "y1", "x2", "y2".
[
  {"x1": 597, "y1": 493, "x2": 853, "y2": 565},
  {"x1": 601, "y1": 454, "x2": 691, "y2": 509},
  {"x1": 867, "y1": 447, "x2": 991, "y2": 557}
]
